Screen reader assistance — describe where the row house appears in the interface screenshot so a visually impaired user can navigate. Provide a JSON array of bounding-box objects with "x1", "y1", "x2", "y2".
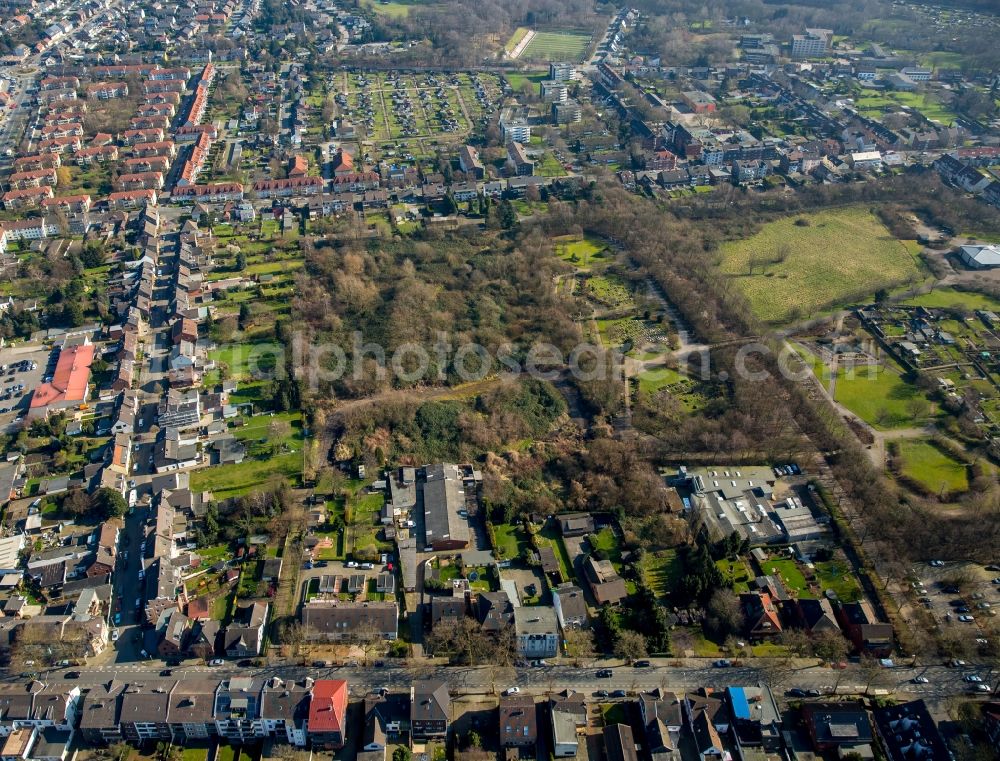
[
  {"x1": 252, "y1": 176, "x2": 324, "y2": 198},
  {"x1": 91, "y1": 64, "x2": 155, "y2": 78},
  {"x1": 149, "y1": 67, "x2": 191, "y2": 81},
  {"x1": 123, "y1": 156, "x2": 171, "y2": 173},
  {"x1": 144, "y1": 91, "x2": 182, "y2": 107},
  {"x1": 13, "y1": 153, "x2": 59, "y2": 171},
  {"x1": 8, "y1": 169, "x2": 57, "y2": 190},
  {"x1": 40, "y1": 76, "x2": 79, "y2": 91},
  {"x1": 133, "y1": 141, "x2": 176, "y2": 159},
  {"x1": 41, "y1": 194, "x2": 91, "y2": 214},
  {"x1": 184, "y1": 84, "x2": 209, "y2": 126},
  {"x1": 2, "y1": 185, "x2": 54, "y2": 211},
  {"x1": 175, "y1": 124, "x2": 217, "y2": 142},
  {"x1": 137, "y1": 102, "x2": 175, "y2": 119},
  {"x1": 330, "y1": 172, "x2": 380, "y2": 192},
  {"x1": 86, "y1": 82, "x2": 128, "y2": 100},
  {"x1": 37, "y1": 136, "x2": 81, "y2": 153},
  {"x1": 39, "y1": 123, "x2": 82, "y2": 139},
  {"x1": 121, "y1": 129, "x2": 165, "y2": 146},
  {"x1": 38, "y1": 88, "x2": 77, "y2": 105},
  {"x1": 0, "y1": 682, "x2": 81, "y2": 736},
  {"x1": 115, "y1": 172, "x2": 164, "y2": 192},
  {"x1": 108, "y1": 190, "x2": 158, "y2": 210},
  {"x1": 47, "y1": 101, "x2": 87, "y2": 118},
  {"x1": 130, "y1": 116, "x2": 171, "y2": 132},
  {"x1": 78, "y1": 678, "x2": 315, "y2": 748},
  {"x1": 72, "y1": 145, "x2": 118, "y2": 166},
  {"x1": 1, "y1": 217, "x2": 59, "y2": 240},
  {"x1": 144, "y1": 79, "x2": 186, "y2": 95},
  {"x1": 173, "y1": 183, "x2": 244, "y2": 203},
  {"x1": 43, "y1": 111, "x2": 85, "y2": 127}
]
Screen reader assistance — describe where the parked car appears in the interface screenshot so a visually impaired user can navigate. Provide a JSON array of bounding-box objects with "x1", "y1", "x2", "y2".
[
  {"x1": 958, "y1": 615, "x2": 976, "y2": 622},
  {"x1": 64, "y1": 671, "x2": 80, "y2": 679},
  {"x1": 713, "y1": 659, "x2": 732, "y2": 667},
  {"x1": 964, "y1": 674, "x2": 983, "y2": 683},
  {"x1": 611, "y1": 690, "x2": 627, "y2": 698},
  {"x1": 596, "y1": 669, "x2": 613, "y2": 678},
  {"x1": 912, "y1": 676, "x2": 930, "y2": 684},
  {"x1": 208, "y1": 658, "x2": 224, "y2": 666},
  {"x1": 633, "y1": 660, "x2": 650, "y2": 667},
  {"x1": 503, "y1": 686, "x2": 520, "y2": 696}
]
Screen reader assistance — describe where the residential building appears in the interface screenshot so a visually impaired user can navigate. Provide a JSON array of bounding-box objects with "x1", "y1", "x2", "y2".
[
  {"x1": 836, "y1": 600, "x2": 893, "y2": 656},
  {"x1": 499, "y1": 694, "x2": 536, "y2": 748},
  {"x1": 549, "y1": 691, "x2": 586, "y2": 757},
  {"x1": 552, "y1": 584, "x2": 588, "y2": 630},
  {"x1": 604, "y1": 724, "x2": 638, "y2": 761},
  {"x1": 224, "y1": 601, "x2": 268, "y2": 658},
  {"x1": 308, "y1": 680, "x2": 348, "y2": 750},
  {"x1": 791, "y1": 28, "x2": 832, "y2": 58},
  {"x1": 514, "y1": 606, "x2": 558, "y2": 659},
  {"x1": 507, "y1": 142, "x2": 534, "y2": 176},
  {"x1": 301, "y1": 600, "x2": 398, "y2": 641},
  {"x1": 584, "y1": 556, "x2": 627, "y2": 606},
  {"x1": 410, "y1": 681, "x2": 449, "y2": 740},
  {"x1": 802, "y1": 701, "x2": 873, "y2": 755},
  {"x1": 558, "y1": 514, "x2": 594, "y2": 537},
  {"x1": 872, "y1": 700, "x2": 949, "y2": 761},
  {"x1": 638, "y1": 689, "x2": 682, "y2": 761}
]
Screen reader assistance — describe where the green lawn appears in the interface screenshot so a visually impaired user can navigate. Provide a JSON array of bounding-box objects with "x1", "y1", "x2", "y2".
[
  {"x1": 181, "y1": 748, "x2": 209, "y2": 761},
  {"x1": 637, "y1": 366, "x2": 685, "y2": 395},
  {"x1": 718, "y1": 207, "x2": 925, "y2": 324},
  {"x1": 897, "y1": 439, "x2": 969, "y2": 495},
  {"x1": 554, "y1": 235, "x2": 608, "y2": 270},
  {"x1": 853, "y1": 88, "x2": 957, "y2": 124},
  {"x1": 504, "y1": 71, "x2": 547, "y2": 94},
  {"x1": 716, "y1": 557, "x2": 753, "y2": 593},
  {"x1": 521, "y1": 31, "x2": 592, "y2": 62},
  {"x1": 537, "y1": 152, "x2": 567, "y2": 177},
  {"x1": 834, "y1": 360, "x2": 930, "y2": 430},
  {"x1": 813, "y1": 560, "x2": 863, "y2": 602},
  {"x1": 640, "y1": 550, "x2": 680, "y2": 599},
  {"x1": 209, "y1": 344, "x2": 278, "y2": 381},
  {"x1": 901, "y1": 287, "x2": 1000, "y2": 312},
  {"x1": 359, "y1": 0, "x2": 433, "y2": 18},
  {"x1": 190, "y1": 451, "x2": 301, "y2": 498},
  {"x1": 761, "y1": 558, "x2": 809, "y2": 596},
  {"x1": 493, "y1": 523, "x2": 529, "y2": 560}
]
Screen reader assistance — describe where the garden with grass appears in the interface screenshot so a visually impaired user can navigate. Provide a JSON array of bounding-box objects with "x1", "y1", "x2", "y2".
[
  {"x1": 717, "y1": 207, "x2": 925, "y2": 324},
  {"x1": 853, "y1": 88, "x2": 957, "y2": 125},
  {"x1": 896, "y1": 438, "x2": 969, "y2": 495}
]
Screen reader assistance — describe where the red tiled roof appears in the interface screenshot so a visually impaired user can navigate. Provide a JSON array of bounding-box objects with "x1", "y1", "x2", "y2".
[
  {"x1": 308, "y1": 680, "x2": 348, "y2": 733},
  {"x1": 30, "y1": 343, "x2": 94, "y2": 410}
]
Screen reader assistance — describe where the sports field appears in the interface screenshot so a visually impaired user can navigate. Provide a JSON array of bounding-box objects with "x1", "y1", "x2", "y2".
[
  {"x1": 521, "y1": 31, "x2": 592, "y2": 62},
  {"x1": 718, "y1": 207, "x2": 924, "y2": 324}
]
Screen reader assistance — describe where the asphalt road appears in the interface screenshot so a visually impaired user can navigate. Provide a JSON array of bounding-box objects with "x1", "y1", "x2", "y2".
[{"x1": 17, "y1": 661, "x2": 998, "y2": 711}]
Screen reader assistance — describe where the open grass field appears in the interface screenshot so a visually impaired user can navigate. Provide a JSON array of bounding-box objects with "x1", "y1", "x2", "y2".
[
  {"x1": 555, "y1": 235, "x2": 607, "y2": 270},
  {"x1": 897, "y1": 439, "x2": 969, "y2": 494},
  {"x1": 492, "y1": 523, "x2": 530, "y2": 560},
  {"x1": 853, "y1": 88, "x2": 957, "y2": 124},
  {"x1": 834, "y1": 360, "x2": 929, "y2": 430},
  {"x1": 902, "y1": 287, "x2": 1000, "y2": 312},
  {"x1": 636, "y1": 366, "x2": 685, "y2": 394},
  {"x1": 360, "y1": 0, "x2": 433, "y2": 17},
  {"x1": 504, "y1": 71, "x2": 547, "y2": 94},
  {"x1": 718, "y1": 207, "x2": 925, "y2": 324},
  {"x1": 521, "y1": 31, "x2": 592, "y2": 62}
]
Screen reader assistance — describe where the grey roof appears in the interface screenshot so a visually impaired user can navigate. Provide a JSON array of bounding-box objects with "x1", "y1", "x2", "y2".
[
  {"x1": 411, "y1": 680, "x2": 450, "y2": 724},
  {"x1": 422, "y1": 463, "x2": 469, "y2": 546}
]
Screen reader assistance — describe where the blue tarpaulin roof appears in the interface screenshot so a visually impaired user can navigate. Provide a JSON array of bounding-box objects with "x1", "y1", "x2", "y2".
[{"x1": 728, "y1": 687, "x2": 750, "y2": 720}]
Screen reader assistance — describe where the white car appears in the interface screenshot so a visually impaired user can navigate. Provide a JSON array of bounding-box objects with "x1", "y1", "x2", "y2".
[
  {"x1": 111, "y1": 629, "x2": 120, "y2": 642},
  {"x1": 208, "y1": 658, "x2": 224, "y2": 666},
  {"x1": 503, "y1": 686, "x2": 520, "y2": 696},
  {"x1": 964, "y1": 674, "x2": 983, "y2": 683},
  {"x1": 958, "y1": 615, "x2": 976, "y2": 622},
  {"x1": 912, "y1": 676, "x2": 929, "y2": 684},
  {"x1": 346, "y1": 561, "x2": 358, "y2": 568}
]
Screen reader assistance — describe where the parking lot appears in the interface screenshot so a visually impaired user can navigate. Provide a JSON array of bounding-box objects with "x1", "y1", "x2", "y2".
[
  {"x1": 910, "y1": 560, "x2": 999, "y2": 658},
  {"x1": 0, "y1": 344, "x2": 52, "y2": 430}
]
